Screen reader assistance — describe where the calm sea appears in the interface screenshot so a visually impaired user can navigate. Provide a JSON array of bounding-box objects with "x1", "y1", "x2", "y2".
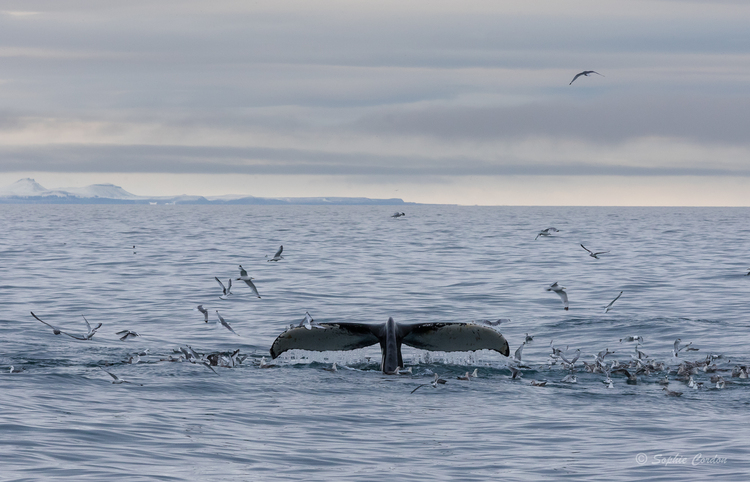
[{"x1": 1, "y1": 205, "x2": 749, "y2": 481}]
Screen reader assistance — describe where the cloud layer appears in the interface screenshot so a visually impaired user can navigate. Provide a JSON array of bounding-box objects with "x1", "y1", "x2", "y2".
[{"x1": 1, "y1": 1, "x2": 749, "y2": 203}]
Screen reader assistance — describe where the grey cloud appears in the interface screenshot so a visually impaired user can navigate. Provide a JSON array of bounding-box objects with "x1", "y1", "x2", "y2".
[
  {"x1": 0, "y1": 143, "x2": 748, "y2": 177},
  {"x1": 350, "y1": 95, "x2": 750, "y2": 145}
]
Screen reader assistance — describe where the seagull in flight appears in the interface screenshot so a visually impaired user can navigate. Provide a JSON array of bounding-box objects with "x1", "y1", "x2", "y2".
[
  {"x1": 236, "y1": 265, "x2": 261, "y2": 298},
  {"x1": 535, "y1": 227, "x2": 560, "y2": 240},
  {"x1": 99, "y1": 367, "x2": 142, "y2": 385},
  {"x1": 267, "y1": 245, "x2": 284, "y2": 262},
  {"x1": 605, "y1": 291, "x2": 624, "y2": 313},
  {"x1": 30, "y1": 312, "x2": 100, "y2": 340},
  {"x1": 116, "y1": 330, "x2": 141, "y2": 341},
  {"x1": 569, "y1": 70, "x2": 604, "y2": 85},
  {"x1": 546, "y1": 282, "x2": 569, "y2": 310},
  {"x1": 580, "y1": 244, "x2": 609, "y2": 259},
  {"x1": 215, "y1": 277, "x2": 233, "y2": 300},
  {"x1": 215, "y1": 310, "x2": 239, "y2": 336},
  {"x1": 391, "y1": 212, "x2": 406, "y2": 218},
  {"x1": 299, "y1": 311, "x2": 314, "y2": 330},
  {"x1": 195, "y1": 305, "x2": 209, "y2": 322}
]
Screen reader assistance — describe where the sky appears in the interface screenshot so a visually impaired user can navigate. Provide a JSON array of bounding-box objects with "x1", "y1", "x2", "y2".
[{"x1": 1, "y1": 0, "x2": 750, "y2": 205}]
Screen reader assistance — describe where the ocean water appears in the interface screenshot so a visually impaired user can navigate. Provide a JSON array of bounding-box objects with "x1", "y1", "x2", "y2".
[{"x1": 1, "y1": 205, "x2": 749, "y2": 481}]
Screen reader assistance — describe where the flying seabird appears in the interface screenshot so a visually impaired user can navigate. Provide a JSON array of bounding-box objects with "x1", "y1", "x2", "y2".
[
  {"x1": 99, "y1": 367, "x2": 142, "y2": 386},
  {"x1": 535, "y1": 227, "x2": 560, "y2": 240},
  {"x1": 411, "y1": 373, "x2": 446, "y2": 393},
  {"x1": 569, "y1": 70, "x2": 604, "y2": 85},
  {"x1": 195, "y1": 305, "x2": 209, "y2": 322},
  {"x1": 267, "y1": 246, "x2": 284, "y2": 262},
  {"x1": 604, "y1": 291, "x2": 624, "y2": 313},
  {"x1": 79, "y1": 315, "x2": 102, "y2": 340},
  {"x1": 215, "y1": 277, "x2": 233, "y2": 300},
  {"x1": 546, "y1": 282, "x2": 569, "y2": 310},
  {"x1": 509, "y1": 366, "x2": 523, "y2": 379},
  {"x1": 236, "y1": 265, "x2": 261, "y2": 298},
  {"x1": 116, "y1": 330, "x2": 141, "y2": 341},
  {"x1": 619, "y1": 335, "x2": 642, "y2": 343},
  {"x1": 525, "y1": 333, "x2": 534, "y2": 343},
  {"x1": 580, "y1": 244, "x2": 609, "y2": 259},
  {"x1": 561, "y1": 374, "x2": 577, "y2": 383},
  {"x1": 215, "y1": 310, "x2": 239, "y2": 336},
  {"x1": 391, "y1": 212, "x2": 406, "y2": 218},
  {"x1": 513, "y1": 342, "x2": 525, "y2": 364},
  {"x1": 299, "y1": 311, "x2": 314, "y2": 330}
]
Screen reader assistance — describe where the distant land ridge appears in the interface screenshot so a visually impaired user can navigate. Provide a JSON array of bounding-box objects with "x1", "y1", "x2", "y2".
[{"x1": 0, "y1": 178, "x2": 412, "y2": 205}]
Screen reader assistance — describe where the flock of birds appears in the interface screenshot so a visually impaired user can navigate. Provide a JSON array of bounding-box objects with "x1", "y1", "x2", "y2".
[
  {"x1": 14, "y1": 211, "x2": 750, "y2": 400},
  {"x1": 405, "y1": 226, "x2": 749, "y2": 397},
  {"x1": 19, "y1": 244, "x2": 291, "y2": 383}
]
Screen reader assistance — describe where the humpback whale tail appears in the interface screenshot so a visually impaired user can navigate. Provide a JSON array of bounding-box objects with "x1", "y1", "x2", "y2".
[{"x1": 270, "y1": 317, "x2": 510, "y2": 374}]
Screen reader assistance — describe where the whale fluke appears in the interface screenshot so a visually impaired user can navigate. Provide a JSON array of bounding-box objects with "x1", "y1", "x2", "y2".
[{"x1": 270, "y1": 318, "x2": 509, "y2": 373}]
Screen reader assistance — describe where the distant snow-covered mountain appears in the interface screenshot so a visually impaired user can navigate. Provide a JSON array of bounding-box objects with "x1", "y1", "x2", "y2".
[
  {"x1": 0, "y1": 178, "x2": 411, "y2": 205},
  {"x1": 59, "y1": 183, "x2": 138, "y2": 199}
]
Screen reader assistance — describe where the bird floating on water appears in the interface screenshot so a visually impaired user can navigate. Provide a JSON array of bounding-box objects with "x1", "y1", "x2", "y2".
[
  {"x1": 662, "y1": 387, "x2": 682, "y2": 397},
  {"x1": 580, "y1": 244, "x2": 609, "y2": 259},
  {"x1": 236, "y1": 265, "x2": 261, "y2": 298},
  {"x1": 569, "y1": 70, "x2": 604, "y2": 85},
  {"x1": 546, "y1": 282, "x2": 569, "y2": 310},
  {"x1": 619, "y1": 334, "x2": 642, "y2": 343}
]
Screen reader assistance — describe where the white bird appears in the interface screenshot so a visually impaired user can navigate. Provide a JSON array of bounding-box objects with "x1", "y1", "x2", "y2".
[
  {"x1": 299, "y1": 311, "x2": 314, "y2": 330},
  {"x1": 116, "y1": 330, "x2": 141, "y2": 341},
  {"x1": 561, "y1": 374, "x2": 577, "y2": 383},
  {"x1": 236, "y1": 265, "x2": 261, "y2": 298},
  {"x1": 457, "y1": 372, "x2": 471, "y2": 381},
  {"x1": 267, "y1": 245, "x2": 284, "y2": 262},
  {"x1": 560, "y1": 349, "x2": 581, "y2": 366},
  {"x1": 215, "y1": 277, "x2": 233, "y2": 300},
  {"x1": 195, "y1": 305, "x2": 209, "y2": 322},
  {"x1": 535, "y1": 227, "x2": 560, "y2": 240},
  {"x1": 580, "y1": 244, "x2": 609, "y2": 259},
  {"x1": 79, "y1": 315, "x2": 102, "y2": 340},
  {"x1": 604, "y1": 291, "x2": 624, "y2": 313},
  {"x1": 546, "y1": 282, "x2": 569, "y2": 310},
  {"x1": 8, "y1": 366, "x2": 25, "y2": 373},
  {"x1": 619, "y1": 335, "x2": 642, "y2": 343},
  {"x1": 215, "y1": 310, "x2": 239, "y2": 336},
  {"x1": 569, "y1": 70, "x2": 604, "y2": 85},
  {"x1": 99, "y1": 367, "x2": 142, "y2": 385},
  {"x1": 30, "y1": 312, "x2": 82, "y2": 339},
  {"x1": 470, "y1": 368, "x2": 479, "y2": 378},
  {"x1": 673, "y1": 339, "x2": 692, "y2": 357},
  {"x1": 513, "y1": 342, "x2": 525, "y2": 363},
  {"x1": 323, "y1": 362, "x2": 338, "y2": 372}
]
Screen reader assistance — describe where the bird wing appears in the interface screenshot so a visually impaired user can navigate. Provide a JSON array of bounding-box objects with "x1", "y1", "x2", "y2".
[
  {"x1": 227, "y1": 278, "x2": 232, "y2": 292},
  {"x1": 580, "y1": 244, "x2": 593, "y2": 254},
  {"x1": 514, "y1": 343, "x2": 524, "y2": 361},
  {"x1": 99, "y1": 367, "x2": 119, "y2": 381},
  {"x1": 239, "y1": 266, "x2": 248, "y2": 277},
  {"x1": 569, "y1": 72, "x2": 585, "y2": 84},
  {"x1": 274, "y1": 246, "x2": 283, "y2": 258},
  {"x1": 270, "y1": 323, "x2": 380, "y2": 358},
  {"x1": 243, "y1": 279, "x2": 261, "y2": 298},
  {"x1": 593, "y1": 251, "x2": 609, "y2": 256},
  {"x1": 82, "y1": 315, "x2": 91, "y2": 332},
  {"x1": 220, "y1": 318, "x2": 239, "y2": 336},
  {"x1": 556, "y1": 290, "x2": 569, "y2": 309},
  {"x1": 215, "y1": 277, "x2": 227, "y2": 293},
  {"x1": 400, "y1": 323, "x2": 510, "y2": 356},
  {"x1": 591, "y1": 71, "x2": 604, "y2": 77}
]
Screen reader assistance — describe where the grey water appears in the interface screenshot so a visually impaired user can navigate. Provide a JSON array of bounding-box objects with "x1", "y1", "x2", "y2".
[{"x1": 1, "y1": 205, "x2": 749, "y2": 481}]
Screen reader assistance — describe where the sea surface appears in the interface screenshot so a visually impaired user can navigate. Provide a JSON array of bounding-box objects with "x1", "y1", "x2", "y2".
[{"x1": 1, "y1": 205, "x2": 749, "y2": 481}]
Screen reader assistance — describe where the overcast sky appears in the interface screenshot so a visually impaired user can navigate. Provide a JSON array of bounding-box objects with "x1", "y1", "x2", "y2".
[{"x1": 1, "y1": 0, "x2": 750, "y2": 205}]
